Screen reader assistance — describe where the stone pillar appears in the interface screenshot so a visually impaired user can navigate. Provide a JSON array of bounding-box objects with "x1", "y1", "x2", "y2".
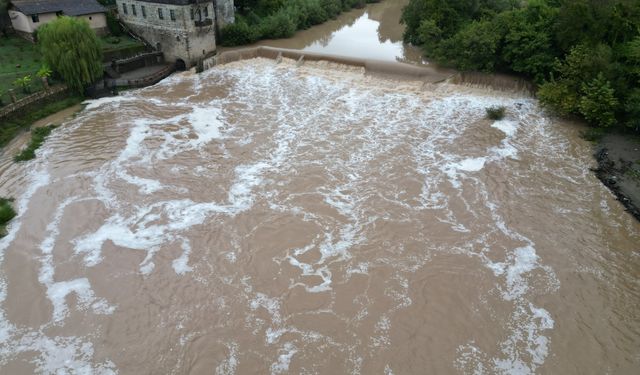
[{"x1": 8, "y1": 89, "x2": 16, "y2": 103}]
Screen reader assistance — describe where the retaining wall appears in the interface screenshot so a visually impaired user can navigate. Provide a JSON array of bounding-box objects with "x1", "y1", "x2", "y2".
[{"x1": 0, "y1": 85, "x2": 69, "y2": 123}]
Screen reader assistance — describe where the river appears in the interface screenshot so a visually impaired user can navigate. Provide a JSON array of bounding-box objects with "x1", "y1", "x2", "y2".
[{"x1": 0, "y1": 1, "x2": 639, "y2": 374}]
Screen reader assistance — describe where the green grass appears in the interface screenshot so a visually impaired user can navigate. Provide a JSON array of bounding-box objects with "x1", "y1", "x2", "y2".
[
  {"x1": 99, "y1": 35, "x2": 145, "y2": 52},
  {"x1": 0, "y1": 198, "x2": 16, "y2": 237},
  {"x1": 0, "y1": 36, "x2": 46, "y2": 103},
  {"x1": 0, "y1": 96, "x2": 83, "y2": 149},
  {"x1": 14, "y1": 124, "x2": 58, "y2": 162}
]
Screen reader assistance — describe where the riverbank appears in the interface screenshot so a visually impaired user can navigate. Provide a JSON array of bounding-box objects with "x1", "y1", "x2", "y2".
[
  {"x1": 594, "y1": 134, "x2": 640, "y2": 221},
  {"x1": 0, "y1": 96, "x2": 83, "y2": 151}
]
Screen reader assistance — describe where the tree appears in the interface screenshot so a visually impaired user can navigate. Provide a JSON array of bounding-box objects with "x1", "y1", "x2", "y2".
[
  {"x1": 578, "y1": 73, "x2": 618, "y2": 127},
  {"x1": 37, "y1": 16, "x2": 103, "y2": 93}
]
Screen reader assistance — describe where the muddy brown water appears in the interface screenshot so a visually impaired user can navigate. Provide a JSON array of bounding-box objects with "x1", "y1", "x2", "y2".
[{"x1": 1, "y1": 1, "x2": 639, "y2": 374}]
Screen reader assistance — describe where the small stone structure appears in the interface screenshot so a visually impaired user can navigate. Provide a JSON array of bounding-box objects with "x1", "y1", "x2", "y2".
[{"x1": 115, "y1": 0, "x2": 234, "y2": 68}]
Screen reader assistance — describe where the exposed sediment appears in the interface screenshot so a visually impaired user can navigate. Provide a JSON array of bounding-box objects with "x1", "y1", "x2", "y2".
[{"x1": 594, "y1": 134, "x2": 640, "y2": 221}]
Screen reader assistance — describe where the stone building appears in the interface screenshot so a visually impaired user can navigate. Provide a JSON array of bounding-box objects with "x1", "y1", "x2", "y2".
[
  {"x1": 115, "y1": 0, "x2": 234, "y2": 68},
  {"x1": 8, "y1": 0, "x2": 108, "y2": 42}
]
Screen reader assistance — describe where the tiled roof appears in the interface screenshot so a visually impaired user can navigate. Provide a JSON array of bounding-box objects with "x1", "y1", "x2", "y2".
[{"x1": 12, "y1": 0, "x2": 106, "y2": 16}]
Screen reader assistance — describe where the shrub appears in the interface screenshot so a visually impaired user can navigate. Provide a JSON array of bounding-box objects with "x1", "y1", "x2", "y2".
[
  {"x1": 486, "y1": 106, "x2": 506, "y2": 120},
  {"x1": 260, "y1": 10, "x2": 297, "y2": 39},
  {"x1": 0, "y1": 198, "x2": 16, "y2": 235},
  {"x1": 537, "y1": 80, "x2": 579, "y2": 116},
  {"x1": 37, "y1": 65, "x2": 52, "y2": 78},
  {"x1": 13, "y1": 75, "x2": 32, "y2": 94},
  {"x1": 221, "y1": 21, "x2": 258, "y2": 46},
  {"x1": 321, "y1": 0, "x2": 342, "y2": 19},
  {"x1": 578, "y1": 73, "x2": 618, "y2": 128}
]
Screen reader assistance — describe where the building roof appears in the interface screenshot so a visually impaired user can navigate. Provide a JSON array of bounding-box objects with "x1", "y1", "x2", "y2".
[{"x1": 11, "y1": 0, "x2": 106, "y2": 16}]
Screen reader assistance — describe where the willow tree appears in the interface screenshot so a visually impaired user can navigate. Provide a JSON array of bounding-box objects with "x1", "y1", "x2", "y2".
[{"x1": 38, "y1": 16, "x2": 103, "y2": 93}]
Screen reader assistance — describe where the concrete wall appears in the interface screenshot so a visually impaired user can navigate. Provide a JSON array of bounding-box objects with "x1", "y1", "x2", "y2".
[
  {"x1": 116, "y1": 0, "x2": 219, "y2": 67},
  {"x1": 79, "y1": 13, "x2": 109, "y2": 35},
  {"x1": 8, "y1": 11, "x2": 57, "y2": 34},
  {"x1": 9, "y1": 10, "x2": 109, "y2": 39}
]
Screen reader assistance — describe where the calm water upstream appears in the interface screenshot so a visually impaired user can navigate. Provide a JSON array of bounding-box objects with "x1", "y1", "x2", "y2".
[{"x1": 0, "y1": 1, "x2": 639, "y2": 374}]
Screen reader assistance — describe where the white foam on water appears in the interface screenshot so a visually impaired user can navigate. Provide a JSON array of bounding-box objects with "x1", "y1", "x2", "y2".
[
  {"x1": 1, "y1": 59, "x2": 574, "y2": 373},
  {"x1": 215, "y1": 343, "x2": 238, "y2": 375},
  {"x1": 270, "y1": 342, "x2": 297, "y2": 375}
]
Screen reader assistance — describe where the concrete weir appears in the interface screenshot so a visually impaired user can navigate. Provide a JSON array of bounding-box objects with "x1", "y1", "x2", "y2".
[
  {"x1": 204, "y1": 47, "x2": 534, "y2": 94},
  {"x1": 206, "y1": 46, "x2": 454, "y2": 83}
]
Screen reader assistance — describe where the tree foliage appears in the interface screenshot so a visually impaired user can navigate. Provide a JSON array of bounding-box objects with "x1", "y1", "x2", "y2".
[
  {"x1": 402, "y1": 0, "x2": 640, "y2": 130},
  {"x1": 37, "y1": 16, "x2": 103, "y2": 93},
  {"x1": 222, "y1": 0, "x2": 379, "y2": 46}
]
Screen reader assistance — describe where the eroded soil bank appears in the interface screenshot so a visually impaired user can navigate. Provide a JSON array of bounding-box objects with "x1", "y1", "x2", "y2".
[{"x1": 595, "y1": 134, "x2": 640, "y2": 221}]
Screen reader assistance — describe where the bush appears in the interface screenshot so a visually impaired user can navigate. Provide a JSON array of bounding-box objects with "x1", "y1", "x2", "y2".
[
  {"x1": 260, "y1": 10, "x2": 297, "y2": 39},
  {"x1": 0, "y1": 198, "x2": 16, "y2": 237},
  {"x1": 538, "y1": 80, "x2": 579, "y2": 116},
  {"x1": 486, "y1": 106, "x2": 506, "y2": 120},
  {"x1": 578, "y1": 73, "x2": 618, "y2": 128},
  {"x1": 221, "y1": 21, "x2": 258, "y2": 46},
  {"x1": 438, "y1": 20, "x2": 502, "y2": 71}
]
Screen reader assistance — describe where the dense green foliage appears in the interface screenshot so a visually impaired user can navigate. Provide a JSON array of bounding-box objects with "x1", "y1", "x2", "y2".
[
  {"x1": 222, "y1": 0, "x2": 379, "y2": 46},
  {"x1": 402, "y1": 0, "x2": 640, "y2": 130},
  {"x1": 486, "y1": 106, "x2": 506, "y2": 120},
  {"x1": 0, "y1": 96, "x2": 82, "y2": 149},
  {"x1": 0, "y1": 197, "x2": 16, "y2": 237},
  {"x1": 14, "y1": 125, "x2": 58, "y2": 162},
  {"x1": 38, "y1": 17, "x2": 103, "y2": 93}
]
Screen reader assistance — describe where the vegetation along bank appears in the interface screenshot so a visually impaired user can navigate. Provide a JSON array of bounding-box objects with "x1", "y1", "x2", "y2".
[{"x1": 222, "y1": 0, "x2": 382, "y2": 46}]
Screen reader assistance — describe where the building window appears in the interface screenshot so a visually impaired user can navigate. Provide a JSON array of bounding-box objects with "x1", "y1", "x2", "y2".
[
  {"x1": 158, "y1": 8, "x2": 164, "y2": 20},
  {"x1": 170, "y1": 9, "x2": 176, "y2": 21},
  {"x1": 141, "y1": 6, "x2": 146, "y2": 18},
  {"x1": 190, "y1": 8, "x2": 194, "y2": 20},
  {"x1": 31, "y1": 14, "x2": 39, "y2": 23},
  {"x1": 203, "y1": 6, "x2": 208, "y2": 18},
  {"x1": 122, "y1": 3, "x2": 127, "y2": 15},
  {"x1": 89, "y1": 16, "x2": 92, "y2": 20},
  {"x1": 131, "y1": 4, "x2": 136, "y2": 16}
]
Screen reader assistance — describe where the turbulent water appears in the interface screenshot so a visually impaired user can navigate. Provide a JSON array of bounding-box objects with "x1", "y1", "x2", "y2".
[{"x1": 0, "y1": 58, "x2": 639, "y2": 374}]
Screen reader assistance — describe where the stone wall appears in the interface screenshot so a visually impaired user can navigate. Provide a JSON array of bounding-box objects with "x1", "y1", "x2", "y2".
[
  {"x1": 116, "y1": 0, "x2": 219, "y2": 67},
  {"x1": 0, "y1": 85, "x2": 70, "y2": 123}
]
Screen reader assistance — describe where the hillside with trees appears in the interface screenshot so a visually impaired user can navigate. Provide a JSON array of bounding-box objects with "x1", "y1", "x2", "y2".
[{"x1": 401, "y1": 0, "x2": 640, "y2": 131}]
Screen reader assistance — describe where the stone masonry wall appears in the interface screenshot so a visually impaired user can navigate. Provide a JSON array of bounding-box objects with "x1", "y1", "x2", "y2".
[{"x1": 116, "y1": 0, "x2": 218, "y2": 67}]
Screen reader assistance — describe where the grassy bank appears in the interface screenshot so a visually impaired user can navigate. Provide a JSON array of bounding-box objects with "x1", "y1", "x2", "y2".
[
  {"x1": 14, "y1": 124, "x2": 57, "y2": 162},
  {"x1": 0, "y1": 95, "x2": 82, "y2": 149},
  {"x1": 222, "y1": 0, "x2": 380, "y2": 46}
]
